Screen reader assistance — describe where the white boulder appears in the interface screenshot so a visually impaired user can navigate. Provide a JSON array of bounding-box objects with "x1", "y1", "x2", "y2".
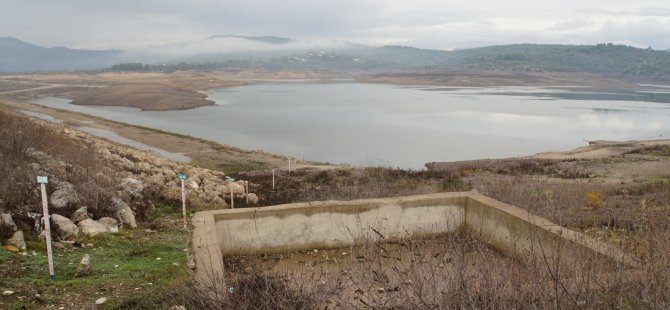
[
  {"x1": 50, "y1": 214, "x2": 79, "y2": 241},
  {"x1": 0, "y1": 213, "x2": 18, "y2": 237},
  {"x1": 77, "y1": 219, "x2": 108, "y2": 237},
  {"x1": 226, "y1": 182, "x2": 245, "y2": 195},
  {"x1": 112, "y1": 198, "x2": 137, "y2": 228},
  {"x1": 70, "y1": 207, "x2": 89, "y2": 223},
  {"x1": 247, "y1": 193, "x2": 260, "y2": 205},
  {"x1": 49, "y1": 182, "x2": 80, "y2": 210},
  {"x1": 7, "y1": 230, "x2": 26, "y2": 250},
  {"x1": 98, "y1": 217, "x2": 119, "y2": 233}
]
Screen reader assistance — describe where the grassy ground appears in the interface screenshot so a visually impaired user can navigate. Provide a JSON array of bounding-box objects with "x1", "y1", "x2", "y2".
[{"x1": 0, "y1": 205, "x2": 191, "y2": 310}]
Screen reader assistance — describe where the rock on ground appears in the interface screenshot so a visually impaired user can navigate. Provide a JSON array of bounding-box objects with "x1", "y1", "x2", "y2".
[
  {"x1": 50, "y1": 214, "x2": 79, "y2": 241},
  {"x1": 247, "y1": 193, "x2": 259, "y2": 205},
  {"x1": 0, "y1": 213, "x2": 18, "y2": 242},
  {"x1": 77, "y1": 219, "x2": 108, "y2": 237},
  {"x1": 116, "y1": 206, "x2": 137, "y2": 229},
  {"x1": 7, "y1": 230, "x2": 26, "y2": 250},
  {"x1": 188, "y1": 180, "x2": 199, "y2": 190},
  {"x1": 49, "y1": 182, "x2": 81, "y2": 211},
  {"x1": 226, "y1": 182, "x2": 245, "y2": 195},
  {"x1": 70, "y1": 207, "x2": 89, "y2": 223},
  {"x1": 211, "y1": 196, "x2": 228, "y2": 208},
  {"x1": 75, "y1": 254, "x2": 91, "y2": 277},
  {"x1": 0, "y1": 213, "x2": 18, "y2": 235},
  {"x1": 112, "y1": 197, "x2": 137, "y2": 228},
  {"x1": 121, "y1": 177, "x2": 144, "y2": 199},
  {"x1": 98, "y1": 217, "x2": 119, "y2": 233}
]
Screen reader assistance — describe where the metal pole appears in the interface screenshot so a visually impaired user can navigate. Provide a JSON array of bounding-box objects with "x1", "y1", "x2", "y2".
[
  {"x1": 40, "y1": 183, "x2": 55, "y2": 279},
  {"x1": 272, "y1": 169, "x2": 275, "y2": 189},
  {"x1": 181, "y1": 179, "x2": 187, "y2": 229}
]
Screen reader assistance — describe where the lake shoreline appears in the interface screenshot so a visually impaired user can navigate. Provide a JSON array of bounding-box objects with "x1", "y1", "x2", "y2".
[
  {"x1": 4, "y1": 71, "x2": 662, "y2": 112},
  {"x1": 1, "y1": 95, "x2": 341, "y2": 174},
  {"x1": 3, "y1": 93, "x2": 670, "y2": 175},
  {"x1": 12, "y1": 80, "x2": 670, "y2": 169},
  {"x1": 3, "y1": 72, "x2": 670, "y2": 171}
]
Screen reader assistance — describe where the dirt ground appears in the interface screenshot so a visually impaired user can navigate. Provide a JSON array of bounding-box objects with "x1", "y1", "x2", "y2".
[
  {"x1": 223, "y1": 230, "x2": 624, "y2": 308},
  {"x1": 223, "y1": 233, "x2": 517, "y2": 308}
]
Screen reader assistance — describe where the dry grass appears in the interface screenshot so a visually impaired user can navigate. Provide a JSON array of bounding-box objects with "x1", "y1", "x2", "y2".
[
  {"x1": 0, "y1": 111, "x2": 123, "y2": 221},
  {"x1": 236, "y1": 167, "x2": 469, "y2": 207},
  {"x1": 175, "y1": 226, "x2": 662, "y2": 309},
  {"x1": 220, "y1": 150, "x2": 670, "y2": 309}
]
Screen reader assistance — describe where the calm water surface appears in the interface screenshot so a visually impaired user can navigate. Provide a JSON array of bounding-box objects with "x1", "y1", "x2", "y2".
[{"x1": 31, "y1": 83, "x2": 670, "y2": 168}]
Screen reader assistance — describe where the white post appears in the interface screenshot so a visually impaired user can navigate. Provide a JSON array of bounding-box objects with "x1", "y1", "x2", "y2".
[
  {"x1": 180, "y1": 179, "x2": 186, "y2": 229},
  {"x1": 245, "y1": 181, "x2": 249, "y2": 205},
  {"x1": 38, "y1": 176, "x2": 55, "y2": 279},
  {"x1": 272, "y1": 169, "x2": 275, "y2": 189},
  {"x1": 230, "y1": 186, "x2": 234, "y2": 209},
  {"x1": 177, "y1": 173, "x2": 188, "y2": 228},
  {"x1": 288, "y1": 157, "x2": 292, "y2": 174}
]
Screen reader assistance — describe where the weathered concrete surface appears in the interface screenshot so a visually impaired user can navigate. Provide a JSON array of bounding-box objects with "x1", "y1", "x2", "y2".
[
  {"x1": 214, "y1": 195, "x2": 465, "y2": 256},
  {"x1": 191, "y1": 191, "x2": 638, "y2": 295},
  {"x1": 191, "y1": 210, "x2": 228, "y2": 301},
  {"x1": 465, "y1": 192, "x2": 639, "y2": 268}
]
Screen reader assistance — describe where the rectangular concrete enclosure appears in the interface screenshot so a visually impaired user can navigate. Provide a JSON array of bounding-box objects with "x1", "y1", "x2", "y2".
[{"x1": 190, "y1": 191, "x2": 638, "y2": 291}]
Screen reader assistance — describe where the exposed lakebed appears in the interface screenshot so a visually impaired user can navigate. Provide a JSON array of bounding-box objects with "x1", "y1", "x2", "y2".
[{"x1": 31, "y1": 83, "x2": 670, "y2": 169}]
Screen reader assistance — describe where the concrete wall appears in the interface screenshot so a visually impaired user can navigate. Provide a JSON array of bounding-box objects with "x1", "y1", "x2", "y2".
[
  {"x1": 214, "y1": 194, "x2": 466, "y2": 255},
  {"x1": 191, "y1": 191, "x2": 638, "y2": 292},
  {"x1": 465, "y1": 193, "x2": 639, "y2": 267}
]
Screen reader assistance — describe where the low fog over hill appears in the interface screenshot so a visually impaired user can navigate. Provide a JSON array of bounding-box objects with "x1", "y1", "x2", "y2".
[
  {"x1": 2, "y1": 36, "x2": 670, "y2": 81},
  {"x1": 0, "y1": 37, "x2": 120, "y2": 72}
]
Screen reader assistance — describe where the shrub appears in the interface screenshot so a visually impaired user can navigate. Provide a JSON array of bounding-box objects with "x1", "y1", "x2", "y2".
[{"x1": 585, "y1": 190, "x2": 604, "y2": 210}]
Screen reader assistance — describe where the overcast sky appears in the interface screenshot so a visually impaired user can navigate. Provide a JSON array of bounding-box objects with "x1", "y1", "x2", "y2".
[{"x1": 2, "y1": 0, "x2": 670, "y2": 51}]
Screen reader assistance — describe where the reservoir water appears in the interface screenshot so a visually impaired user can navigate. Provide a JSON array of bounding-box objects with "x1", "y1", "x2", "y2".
[{"x1": 31, "y1": 83, "x2": 670, "y2": 169}]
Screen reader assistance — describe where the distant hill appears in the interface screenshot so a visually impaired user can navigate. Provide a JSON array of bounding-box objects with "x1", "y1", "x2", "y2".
[
  {"x1": 206, "y1": 35, "x2": 292, "y2": 45},
  {"x1": 2, "y1": 35, "x2": 670, "y2": 81},
  {"x1": 446, "y1": 43, "x2": 670, "y2": 78},
  {"x1": 0, "y1": 37, "x2": 120, "y2": 72},
  {"x1": 181, "y1": 42, "x2": 670, "y2": 80}
]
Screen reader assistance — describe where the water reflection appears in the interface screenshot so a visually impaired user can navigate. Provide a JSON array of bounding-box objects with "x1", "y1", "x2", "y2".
[{"x1": 30, "y1": 83, "x2": 670, "y2": 168}]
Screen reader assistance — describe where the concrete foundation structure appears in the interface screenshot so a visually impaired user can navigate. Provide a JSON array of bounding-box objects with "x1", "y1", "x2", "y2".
[{"x1": 190, "y1": 191, "x2": 638, "y2": 293}]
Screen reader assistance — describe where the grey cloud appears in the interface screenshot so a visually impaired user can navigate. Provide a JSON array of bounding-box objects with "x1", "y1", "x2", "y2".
[
  {"x1": 547, "y1": 20, "x2": 593, "y2": 31},
  {"x1": 2, "y1": 0, "x2": 670, "y2": 51},
  {"x1": 593, "y1": 18, "x2": 670, "y2": 48},
  {"x1": 579, "y1": 6, "x2": 670, "y2": 17},
  {"x1": 635, "y1": 7, "x2": 670, "y2": 17}
]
